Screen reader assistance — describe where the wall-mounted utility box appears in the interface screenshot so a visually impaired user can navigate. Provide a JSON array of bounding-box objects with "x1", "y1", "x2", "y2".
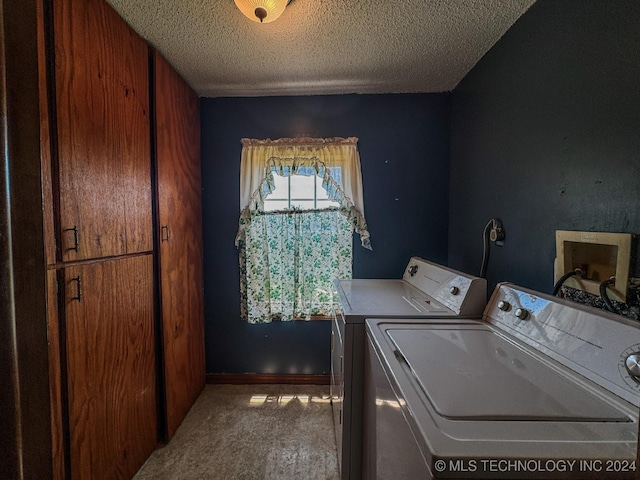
[{"x1": 554, "y1": 230, "x2": 633, "y2": 302}]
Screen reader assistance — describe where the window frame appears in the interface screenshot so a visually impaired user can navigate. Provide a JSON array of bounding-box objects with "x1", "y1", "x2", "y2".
[{"x1": 263, "y1": 169, "x2": 342, "y2": 212}]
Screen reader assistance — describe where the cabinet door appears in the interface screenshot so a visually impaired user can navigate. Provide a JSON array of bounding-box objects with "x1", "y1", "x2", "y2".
[
  {"x1": 154, "y1": 51, "x2": 205, "y2": 439},
  {"x1": 64, "y1": 255, "x2": 157, "y2": 479},
  {"x1": 54, "y1": 0, "x2": 152, "y2": 261}
]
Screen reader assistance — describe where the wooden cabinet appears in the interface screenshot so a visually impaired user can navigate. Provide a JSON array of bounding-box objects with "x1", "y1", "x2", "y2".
[
  {"x1": 38, "y1": 0, "x2": 205, "y2": 477},
  {"x1": 41, "y1": 0, "x2": 160, "y2": 478},
  {"x1": 153, "y1": 51, "x2": 206, "y2": 439},
  {"x1": 64, "y1": 255, "x2": 157, "y2": 479},
  {"x1": 54, "y1": 0, "x2": 152, "y2": 261}
]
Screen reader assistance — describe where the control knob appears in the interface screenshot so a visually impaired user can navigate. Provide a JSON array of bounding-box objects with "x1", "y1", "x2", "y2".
[
  {"x1": 408, "y1": 265, "x2": 418, "y2": 276},
  {"x1": 497, "y1": 300, "x2": 510, "y2": 311},
  {"x1": 449, "y1": 286, "x2": 460, "y2": 295},
  {"x1": 625, "y1": 353, "x2": 640, "y2": 379},
  {"x1": 514, "y1": 308, "x2": 528, "y2": 320}
]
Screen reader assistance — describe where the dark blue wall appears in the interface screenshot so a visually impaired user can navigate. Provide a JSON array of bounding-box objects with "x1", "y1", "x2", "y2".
[
  {"x1": 449, "y1": 0, "x2": 640, "y2": 294},
  {"x1": 201, "y1": 94, "x2": 451, "y2": 374}
]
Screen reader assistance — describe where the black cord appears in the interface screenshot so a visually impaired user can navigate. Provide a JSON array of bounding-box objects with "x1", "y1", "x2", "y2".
[
  {"x1": 599, "y1": 278, "x2": 617, "y2": 313},
  {"x1": 479, "y1": 220, "x2": 493, "y2": 278},
  {"x1": 552, "y1": 268, "x2": 582, "y2": 296}
]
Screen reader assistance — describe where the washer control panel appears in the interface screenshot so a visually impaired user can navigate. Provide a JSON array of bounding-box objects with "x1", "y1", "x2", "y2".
[
  {"x1": 514, "y1": 307, "x2": 528, "y2": 320},
  {"x1": 497, "y1": 300, "x2": 510, "y2": 311},
  {"x1": 485, "y1": 283, "x2": 640, "y2": 407},
  {"x1": 621, "y1": 347, "x2": 640, "y2": 386}
]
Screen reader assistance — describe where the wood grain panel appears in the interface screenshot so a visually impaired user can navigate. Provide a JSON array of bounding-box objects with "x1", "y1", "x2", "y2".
[
  {"x1": 39, "y1": 6, "x2": 64, "y2": 473},
  {"x1": 65, "y1": 255, "x2": 157, "y2": 479},
  {"x1": 54, "y1": 0, "x2": 152, "y2": 261},
  {"x1": 1, "y1": 1, "x2": 52, "y2": 476},
  {"x1": 154, "y1": 51, "x2": 206, "y2": 439},
  {"x1": 46, "y1": 269, "x2": 65, "y2": 480},
  {"x1": 38, "y1": 0, "x2": 56, "y2": 266}
]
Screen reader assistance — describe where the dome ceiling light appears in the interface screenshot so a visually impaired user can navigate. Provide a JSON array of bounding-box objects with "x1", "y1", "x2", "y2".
[{"x1": 234, "y1": 0, "x2": 289, "y2": 24}]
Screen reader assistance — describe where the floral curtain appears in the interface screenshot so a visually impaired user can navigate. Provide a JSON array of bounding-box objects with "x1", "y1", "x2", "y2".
[
  {"x1": 236, "y1": 138, "x2": 371, "y2": 323},
  {"x1": 240, "y1": 209, "x2": 352, "y2": 323}
]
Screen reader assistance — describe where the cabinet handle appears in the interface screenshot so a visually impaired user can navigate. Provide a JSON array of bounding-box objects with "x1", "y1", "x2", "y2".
[
  {"x1": 64, "y1": 226, "x2": 79, "y2": 252},
  {"x1": 70, "y1": 276, "x2": 82, "y2": 302},
  {"x1": 161, "y1": 225, "x2": 170, "y2": 242}
]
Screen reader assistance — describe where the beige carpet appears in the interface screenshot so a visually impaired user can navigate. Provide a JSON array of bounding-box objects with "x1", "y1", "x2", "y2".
[{"x1": 134, "y1": 384, "x2": 339, "y2": 480}]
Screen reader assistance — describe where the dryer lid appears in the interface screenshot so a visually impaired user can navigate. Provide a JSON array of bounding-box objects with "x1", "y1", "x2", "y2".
[
  {"x1": 388, "y1": 327, "x2": 631, "y2": 422},
  {"x1": 335, "y1": 279, "x2": 452, "y2": 316}
]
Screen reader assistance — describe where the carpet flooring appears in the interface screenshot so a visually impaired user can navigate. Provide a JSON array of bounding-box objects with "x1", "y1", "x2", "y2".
[{"x1": 134, "y1": 384, "x2": 339, "y2": 480}]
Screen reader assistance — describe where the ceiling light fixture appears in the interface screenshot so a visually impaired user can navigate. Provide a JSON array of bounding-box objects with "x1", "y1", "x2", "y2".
[{"x1": 234, "y1": 0, "x2": 288, "y2": 24}]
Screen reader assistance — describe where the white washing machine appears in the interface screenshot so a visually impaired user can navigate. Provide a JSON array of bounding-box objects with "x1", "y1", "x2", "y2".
[
  {"x1": 332, "y1": 257, "x2": 487, "y2": 479},
  {"x1": 365, "y1": 283, "x2": 640, "y2": 479}
]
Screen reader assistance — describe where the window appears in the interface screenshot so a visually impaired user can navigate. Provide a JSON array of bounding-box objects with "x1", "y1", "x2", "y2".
[
  {"x1": 263, "y1": 169, "x2": 341, "y2": 212},
  {"x1": 236, "y1": 138, "x2": 371, "y2": 324}
]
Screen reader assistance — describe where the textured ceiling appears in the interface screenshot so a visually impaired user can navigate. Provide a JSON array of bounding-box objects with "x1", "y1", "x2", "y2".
[{"x1": 106, "y1": 0, "x2": 536, "y2": 98}]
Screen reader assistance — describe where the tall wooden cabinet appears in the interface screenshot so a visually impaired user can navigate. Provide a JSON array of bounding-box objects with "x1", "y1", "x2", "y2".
[
  {"x1": 53, "y1": 0, "x2": 152, "y2": 261},
  {"x1": 38, "y1": 0, "x2": 205, "y2": 478},
  {"x1": 41, "y1": 0, "x2": 158, "y2": 478},
  {"x1": 153, "y1": 51, "x2": 206, "y2": 440}
]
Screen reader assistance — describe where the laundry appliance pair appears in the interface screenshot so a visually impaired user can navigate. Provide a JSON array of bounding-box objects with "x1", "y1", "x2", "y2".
[{"x1": 332, "y1": 257, "x2": 639, "y2": 479}]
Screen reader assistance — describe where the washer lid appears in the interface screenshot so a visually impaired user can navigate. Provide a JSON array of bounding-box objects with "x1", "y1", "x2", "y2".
[{"x1": 388, "y1": 327, "x2": 631, "y2": 421}]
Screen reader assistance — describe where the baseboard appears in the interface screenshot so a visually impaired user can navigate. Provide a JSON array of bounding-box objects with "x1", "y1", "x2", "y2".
[{"x1": 206, "y1": 373, "x2": 330, "y2": 385}]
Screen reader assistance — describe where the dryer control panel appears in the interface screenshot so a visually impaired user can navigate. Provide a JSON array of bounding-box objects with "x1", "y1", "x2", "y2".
[
  {"x1": 485, "y1": 283, "x2": 640, "y2": 407},
  {"x1": 402, "y1": 257, "x2": 486, "y2": 316}
]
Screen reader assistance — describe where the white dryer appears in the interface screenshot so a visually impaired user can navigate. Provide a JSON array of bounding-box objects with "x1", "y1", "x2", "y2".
[
  {"x1": 365, "y1": 283, "x2": 640, "y2": 479},
  {"x1": 332, "y1": 257, "x2": 487, "y2": 479}
]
